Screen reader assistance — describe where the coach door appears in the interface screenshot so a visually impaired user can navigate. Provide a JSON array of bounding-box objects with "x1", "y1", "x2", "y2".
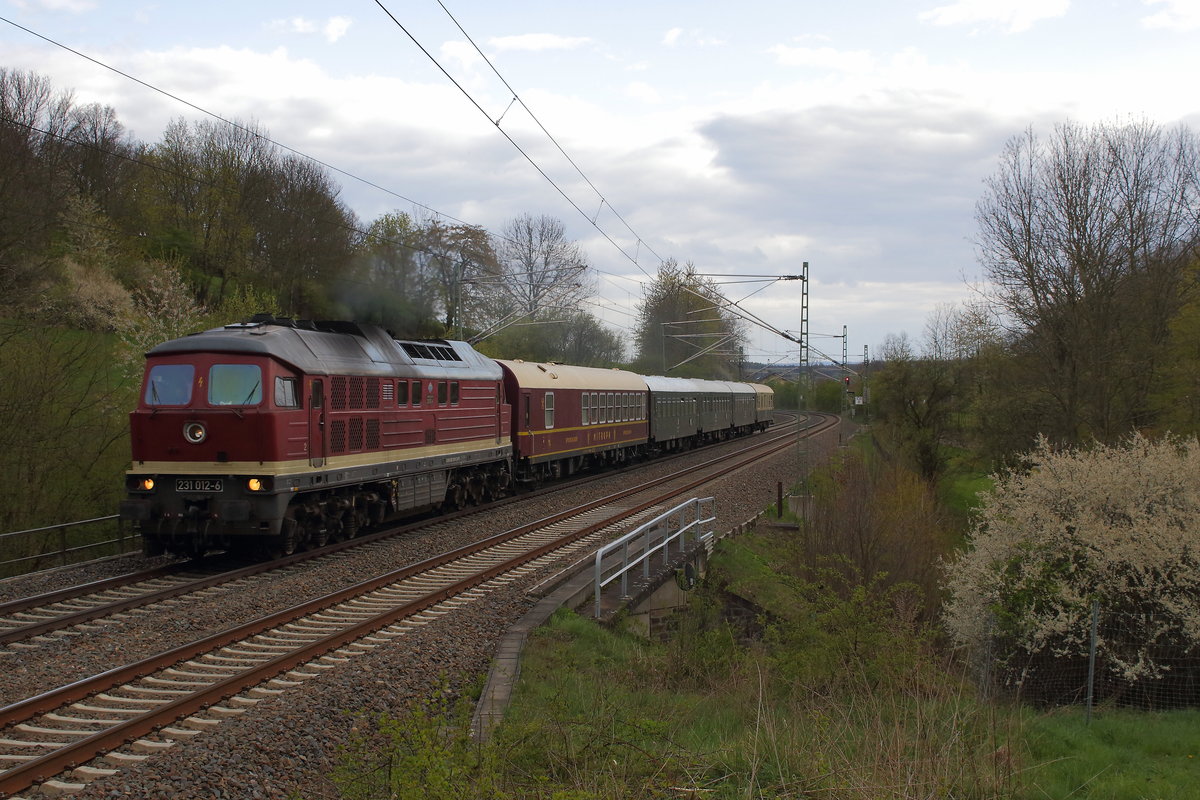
[{"x1": 309, "y1": 378, "x2": 326, "y2": 468}]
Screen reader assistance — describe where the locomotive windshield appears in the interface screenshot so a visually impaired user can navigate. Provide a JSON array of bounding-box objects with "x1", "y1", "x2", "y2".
[
  {"x1": 209, "y1": 364, "x2": 262, "y2": 406},
  {"x1": 144, "y1": 364, "x2": 195, "y2": 406}
]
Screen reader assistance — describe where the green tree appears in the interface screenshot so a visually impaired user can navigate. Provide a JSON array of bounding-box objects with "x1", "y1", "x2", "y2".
[
  {"x1": 345, "y1": 211, "x2": 442, "y2": 337},
  {"x1": 478, "y1": 310, "x2": 625, "y2": 365},
  {"x1": 634, "y1": 258, "x2": 746, "y2": 378},
  {"x1": 871, "y1": 332, "x2": 958, "y2": 481}
]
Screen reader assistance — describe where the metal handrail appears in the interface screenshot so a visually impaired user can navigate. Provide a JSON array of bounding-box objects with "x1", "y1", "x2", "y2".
[
  {"x1": 594, "y1": 497, "x2": 715, "y2": 617},
  {"x1": 0, "y1": 515, "x2": 135, "y2": 577}
]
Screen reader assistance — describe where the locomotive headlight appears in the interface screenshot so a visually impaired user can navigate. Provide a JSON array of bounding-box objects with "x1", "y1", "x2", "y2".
[
  {"x1": 140, "y1": 478, "x2": 155, "y2": 491},
  {"x1": 247, "y1": 478, "x2": 264, "y2": 492},
  {"x1": 183, "y1": 421, "x2": 207, "y2": 444}
]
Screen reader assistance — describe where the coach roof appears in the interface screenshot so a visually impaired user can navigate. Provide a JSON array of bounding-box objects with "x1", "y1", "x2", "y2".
[{"x1": 496, "y1": 359, "x2": 648, "y2": 392}]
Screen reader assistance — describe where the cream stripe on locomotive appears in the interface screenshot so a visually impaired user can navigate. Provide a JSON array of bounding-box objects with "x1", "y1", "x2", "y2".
[{"x1": 129, "y1": 438, "x2": 510, "y2": 477}]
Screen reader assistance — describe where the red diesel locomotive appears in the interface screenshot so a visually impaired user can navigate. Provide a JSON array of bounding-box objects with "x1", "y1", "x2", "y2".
[{"x1": 120, "y1": 316, "x2": 774, "y2": 557}]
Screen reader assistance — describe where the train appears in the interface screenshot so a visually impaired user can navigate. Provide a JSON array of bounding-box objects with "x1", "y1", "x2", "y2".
[{"x1": 119, "y1": 315, "x2": 774, "y2": 557}]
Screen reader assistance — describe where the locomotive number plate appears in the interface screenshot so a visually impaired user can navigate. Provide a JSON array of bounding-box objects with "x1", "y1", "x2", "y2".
[{"x1": 176, "y1": 478, "x2": 223, "y2": 492}]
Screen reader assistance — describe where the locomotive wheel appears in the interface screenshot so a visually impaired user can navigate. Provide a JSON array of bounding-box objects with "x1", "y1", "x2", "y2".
[
  {"x1": 273, "y1": 518, "x2": 298, "y2": 558},
  {"x1": 442, "y1": 481, "x2": 466, "y2": 512},
  {"x1": 311, "y1": 523, "x2": 329, "y2": 548}
]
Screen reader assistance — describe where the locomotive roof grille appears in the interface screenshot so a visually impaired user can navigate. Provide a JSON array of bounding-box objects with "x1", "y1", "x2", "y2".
[{"x1": 400, "y1": 342, "x2": 463, "y2": 362}]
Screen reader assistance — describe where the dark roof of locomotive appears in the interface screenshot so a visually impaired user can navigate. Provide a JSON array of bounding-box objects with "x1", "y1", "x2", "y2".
[{"x1": 145, "y1": 318, "x2": 501, "y2": 380}]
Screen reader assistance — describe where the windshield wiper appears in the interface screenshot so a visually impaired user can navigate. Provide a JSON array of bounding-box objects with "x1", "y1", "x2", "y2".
[{"x1": 241, "y1": 381, "x2": 261, "y2": 406}]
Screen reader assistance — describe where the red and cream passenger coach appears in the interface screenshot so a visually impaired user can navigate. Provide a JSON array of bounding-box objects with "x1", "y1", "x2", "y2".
[{"x1": 497, "y1": 359, "x2": 650, "y2": 483}]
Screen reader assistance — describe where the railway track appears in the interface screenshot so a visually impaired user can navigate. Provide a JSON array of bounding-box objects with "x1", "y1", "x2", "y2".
[
  {"x1": 0, "y1": 412, "x2": 830, "y2": 798},
  {"x1": 0, "y1": 413, "x2": 809, "y2": 653}
]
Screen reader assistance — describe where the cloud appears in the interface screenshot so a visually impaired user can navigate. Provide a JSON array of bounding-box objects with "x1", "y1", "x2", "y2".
[
  {"x1": 625, "y1": 81, "x2": 661, "y2": 104},
  {"x1": 323, "y1": 17, "x2": 352, "y2": 43},
  {"x1": 487, "y1": 33, "x2": 590, "y2": 52},
  {"x1": 272, "y1": 16, "x2": 352, "y2": 42},
  {"x1": 1141, "y1": 0, "x2": 1200, "y2": 30},
  {"x1": 273, "y1": 17, "x2": 317, "y2": 34},
  {"x1": 439, "y1": 40, "x2": 483, "y2": 72},
  {"x1": 919, "y1": 0, "x2": 1070, "y2": 33},
  {"x1": 769, "y1": 44, "x2": 876, "y2": 73},
  {"x1": 660, "y1": 28, "x2": 725, "y2": 48}
]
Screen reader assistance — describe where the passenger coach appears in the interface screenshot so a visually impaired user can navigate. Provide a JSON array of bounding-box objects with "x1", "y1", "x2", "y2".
[{"x1": 497, "y1": 359, "x2": 650, "y2": 483}]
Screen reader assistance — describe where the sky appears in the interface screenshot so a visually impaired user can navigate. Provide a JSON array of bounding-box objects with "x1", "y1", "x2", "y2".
[{"x1": 2, "y1": 0, "x2": 1199, "y2": 367}]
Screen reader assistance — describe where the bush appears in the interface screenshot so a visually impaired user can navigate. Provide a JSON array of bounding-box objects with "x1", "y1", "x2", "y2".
[{"x1": 943, "y1": 433, "x2": 1200, "y2": 703}]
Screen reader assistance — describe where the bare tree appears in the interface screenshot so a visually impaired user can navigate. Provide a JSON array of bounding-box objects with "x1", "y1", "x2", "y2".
[
  {"x1": 0, "y1": 69, "x2": 77, "y2": 306},
  {"x1": 492, "y1": 213, "x2": 591, "y2": 320},
  {"x1": 976, "y1": 120, "x2": 1200, "y2": 442}
]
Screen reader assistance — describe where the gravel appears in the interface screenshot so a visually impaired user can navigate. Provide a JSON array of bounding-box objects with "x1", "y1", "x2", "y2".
[{"x1": 1, "y1": 419, "x2": 842, "y2": 799}]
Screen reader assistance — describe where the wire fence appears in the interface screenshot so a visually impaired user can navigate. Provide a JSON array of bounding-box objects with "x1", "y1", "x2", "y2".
[
  {"x1": 974, "y1": 601, "x2": 1200, "y2": 715},
  {"x1": 0, "y1": 515, "x2": 138, "y2": 579}
]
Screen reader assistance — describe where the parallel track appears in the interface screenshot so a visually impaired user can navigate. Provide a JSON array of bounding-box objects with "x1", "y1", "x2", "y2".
[
  {"x1": 0, "y1": 412, "x2": 833, "y2": 798},
  {"x1": 0, "y1": 413, "x2": 809, "y2": 650}
]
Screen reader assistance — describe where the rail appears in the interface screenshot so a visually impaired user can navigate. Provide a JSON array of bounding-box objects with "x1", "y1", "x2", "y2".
[
  {"x1": 594, "y1": 497, "x2": 715, "y2": 617},
  {"x1": 0, "y1": 515, "x2": 135, "y2": 578}
]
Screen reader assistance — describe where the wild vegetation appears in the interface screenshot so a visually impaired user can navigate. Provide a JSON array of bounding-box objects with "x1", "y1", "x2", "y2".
[
  {"x1": 867, "y1": 120, "x2": 1200, "y2": 477},
  {"x1": 330, "y1": 450, "x2": 1023, "y2": 799}
]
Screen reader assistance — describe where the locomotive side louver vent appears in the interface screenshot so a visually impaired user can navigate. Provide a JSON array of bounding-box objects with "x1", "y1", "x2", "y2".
[
  {"x1": 367, "y1": 377, "x2": 380, "y2": 409},
  {"x1": 366, "y1": 418, "x2": 380, "y2": 449},
  {"x1": 332, "y1": 377, "x2": 348, "y2": 411},
  {"x1": 349, "y1": 417, "x2": 364, "y2": 450},
  {"x1": 350, "y1": 378, "x2": 365, "y2": 410},
  {"x1": 330, "y1": 419, "x2": 346, "y2": 453}
]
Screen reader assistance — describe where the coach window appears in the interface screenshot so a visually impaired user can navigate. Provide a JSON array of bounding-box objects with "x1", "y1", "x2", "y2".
[
  {"x1": 544, "y1": 392, "x2": 555, "y2": 428},
  {"x1": 523, "y1": 395, "x2": 531, "y2": 428},
  {"x1": 397, "y1": 380, "x2": 409, "y2": 406},
  {"x1": 450, "y1": 382, "x2": 460, "y2": 405},
  {"x1": 582, "y1": 392, "x2": 590, "y2": 425},
  {"x1": 209, "y1": 364, "x2": 262, "y2": 406},
  {"x1": 274, "y1": 377, "x2": 299, "y2": 408},
  {"x1": 412, "y1": 380, "x2": 422, "y2": 406},
  {"x1": 144, "y1": 364, "x2": 194, "y2": 406}
]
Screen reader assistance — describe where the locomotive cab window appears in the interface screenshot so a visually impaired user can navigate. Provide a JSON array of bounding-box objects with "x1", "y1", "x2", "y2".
[
  {"x1": 438, "y1": 381, "x2": 448, "y2": 406},
  {"x1": 450, "y1": 381, "x2": 460, "y2": 406},
  {"x1": 398, "y1": 380, "x2": 409, "y2": 406},
  {"x1": 145, "y1": 364, "x2": 194, "y2": 406},
  {"x1": 412, "y1": 381, "x2": 422, "y2": 406},
  {"x1": 274, "y1": 377, "x2": 299, "y2": 408},
  {"x1": 209, "y1": 364, "x2": 262, "y2": 406}
]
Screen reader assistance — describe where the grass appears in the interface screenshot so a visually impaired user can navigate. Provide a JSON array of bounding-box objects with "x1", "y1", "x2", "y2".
[
  {"x1": 938, "y1": 445, "x2": 993, "y2": 522},
  {"x1": 1022, "y1": 708, "x2": 1200, "y2": 799}
]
